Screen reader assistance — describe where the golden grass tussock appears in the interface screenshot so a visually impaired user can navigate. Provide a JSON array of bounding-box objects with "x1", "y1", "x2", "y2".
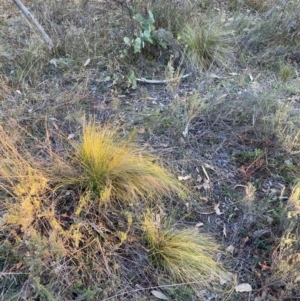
[
  {"x1": 74, "y1": 122, "x2": 186, "y2": 204},
  {"x1": 143, "y1": 211, "x2": 224, "y2": 285}
]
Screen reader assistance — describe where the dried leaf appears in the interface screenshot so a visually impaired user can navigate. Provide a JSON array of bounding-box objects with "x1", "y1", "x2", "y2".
[
  {"x1": 259, "y1": 262, "x2": 270, "y2": 271},
  {"x1": 137, "y1": 127, "x2": 145, "y2": 134},
  {"x1": 50, "y1": 58, "x2": 57, "y2": 67},
  {"x1": 284, "y1": 159, "x2": 292, "y2": 165},
  {"x1": 52, "y1": 122, "x2": 59, "y2": 130},
  {"x1": 83, "y1": 58, "x2": 91, "y2": 67},
  {"x1": 202, "y1": 180, "x2": 211, "y2": 190},
  {"x1": 226, "y1": 245, "x2": 235, "y2": 254},
  {"x1": 196, "y1": 175, "x2": 203, "y2": 182},
  {"x1": 182, "y1": 123, "x2": 189, "y2": 137},
  {"x1": 178, "y1": 174, "x2": 191, "y2": 181},
  {"x1": 209, "y1": 73, "x2": 222, "y2": 79},
  {"x1": 223, "y1": 224, "x2": 227, "y2": 237},
  {"x1": 214, "y1": 203, "x2": 222, "y2": 215},
  {"x1": 235, "y1": 283, "x2": 252, "y2": 292},
  {"x1": 195, "y1": 222, "x2": 204, "y2": 228},
  {"x1": 151, "y1": 290, "x2": 169, "y2": 300},
  {"x1": 67, "y1": 133, "x2": 75, "y2": 140}
]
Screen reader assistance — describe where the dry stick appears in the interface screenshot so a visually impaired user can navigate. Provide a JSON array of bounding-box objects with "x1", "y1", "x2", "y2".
[
  {"x1": 136, "y1": 73, "x2": 191, "y2": 84},
  {"x1": 12, "y1": 0, "x2": 54, "y2": 50}
]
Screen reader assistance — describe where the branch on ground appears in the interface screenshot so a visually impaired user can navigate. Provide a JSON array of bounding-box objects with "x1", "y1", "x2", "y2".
[{"x1": 12, "y1": 0, "x2": 54, "y2": 50}]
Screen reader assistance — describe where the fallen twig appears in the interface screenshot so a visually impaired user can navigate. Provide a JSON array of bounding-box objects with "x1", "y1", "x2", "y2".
[
  {"x1": 12, "y1": 0, "x2": 54, "y2": 50},
  {"x1": 136, "y1": 73, "x2": 191, "y2": 84}
]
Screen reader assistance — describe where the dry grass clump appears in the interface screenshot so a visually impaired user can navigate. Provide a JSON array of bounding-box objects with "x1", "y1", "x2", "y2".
[
  {"x1": 181, "y1": 19, "x2": 235, "y2": 70},
  {"x1": 143, "y1": 212, "x2": 224, "y2": 287},
  {"x1": 280, "y1": 63, "x2": 296, "y2": 82},
  {"x1": 72, "y1": 122, "x2": 186, "y2": 204}
]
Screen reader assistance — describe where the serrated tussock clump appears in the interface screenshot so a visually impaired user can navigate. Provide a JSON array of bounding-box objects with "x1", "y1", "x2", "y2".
[
  {"x1": 143, "y1": 212, "x2": 225, "y2": 286},
  {"x1": 73, "y1": 122, "x2": 186, "y2": 204}
]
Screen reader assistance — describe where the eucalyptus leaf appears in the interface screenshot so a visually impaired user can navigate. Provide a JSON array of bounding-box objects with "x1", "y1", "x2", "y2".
[
  {"x1": 134, "y1": 14, "x2": 144, "y2": 23},
  {"x1": 123, "y1": 37, "x2": 131, "y2": 46},
  {"x1": 134, "y1": 37, "x2": 142, "y2": 53},
  {"x1": 145, "y1": 37, "x2": 153, "y2": 44},
  {"x1": 144, "y1": 30, "x2": 151, "y2": 38},
  {"x1": 148, "y1": 10, "x2": 154, "y2": 20},
  {"x1": 142, "y1": 23, "x2": 150, "y2": 31},
  {"x1": 151, "y1": 290, "x2": 168, "y2": 300}
]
